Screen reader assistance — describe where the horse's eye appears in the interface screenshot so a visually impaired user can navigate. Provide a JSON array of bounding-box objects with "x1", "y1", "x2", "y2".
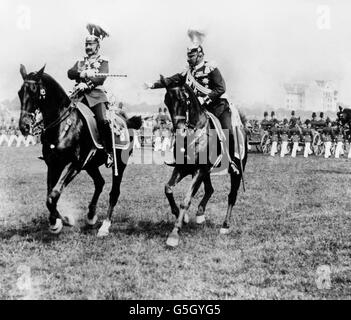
[{"x1": 30, "y1": 83, "x2": 37, "y2": 91}]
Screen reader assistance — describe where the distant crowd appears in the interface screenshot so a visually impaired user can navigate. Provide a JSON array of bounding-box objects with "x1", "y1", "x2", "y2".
[
  {"x1": 0, "y1": 117, "x2": 39, "y2": 147},
  {"x1": 245, "y1": 110, "x2": 351, "y2": 158}
]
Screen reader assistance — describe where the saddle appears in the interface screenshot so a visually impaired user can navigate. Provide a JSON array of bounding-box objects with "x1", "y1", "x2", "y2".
[
  {"x1": 205, "y1": 103, "x2": 246, "y2": 161},
  {"x1": 76, "y1": 103, "x2": 130, "y2": 150}
]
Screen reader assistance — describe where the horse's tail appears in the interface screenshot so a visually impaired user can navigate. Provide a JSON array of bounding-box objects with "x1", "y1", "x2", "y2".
[{"x1": 126, "y1": 115, "x2": 142, "y2": 130}]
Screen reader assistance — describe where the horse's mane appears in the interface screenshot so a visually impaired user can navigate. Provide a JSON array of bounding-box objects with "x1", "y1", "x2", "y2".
[
  {"x1": 41, "y1": 73, "x2": 69, "y2": 99},
  {"x1": 183, "y1": 84, "x2": 202, "y2": 111}
]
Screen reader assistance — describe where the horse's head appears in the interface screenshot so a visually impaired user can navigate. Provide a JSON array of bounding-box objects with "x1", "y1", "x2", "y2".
[
  {"x1": 160, "y1": 75, "x2": 190, "y2": 136},
  {"x1": 161, "y1": 75, "x2": 202, "y2": 136},
  {"x1": 18, "y1": 64, "x2": 47, "y2": 136}
]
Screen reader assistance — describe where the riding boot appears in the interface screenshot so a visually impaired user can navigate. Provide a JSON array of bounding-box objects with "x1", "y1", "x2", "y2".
[{"x1": 98, "y1": 120, "x2": 113, "y2": 168}]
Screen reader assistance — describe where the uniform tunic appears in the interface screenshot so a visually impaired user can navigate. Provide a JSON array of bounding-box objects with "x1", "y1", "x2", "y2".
[
  {"x1": 302, "y1": 128, "x2": 313, "y2": 143},
  {"x1": 153, "y1": 60, "x2": 228, "y2": 118},
  {"x1": 68, "y1": 55, "x2": 109, "y2": 108}
]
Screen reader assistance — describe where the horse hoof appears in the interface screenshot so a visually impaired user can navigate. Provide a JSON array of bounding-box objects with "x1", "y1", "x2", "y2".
[
  {"x1": 63, "y1": 215, "x2": 75, "y2": 227},
  {"x1": 86, "y1": 215, "x2": 98, "y2": 226},
  {"x1": 196, "y1": 215, "x2": 205, "y2": 224},
  {"x1": 49, "y1": 219, "x2": 63, "y2": 234},
  {"x1": 220, "y1": 227, "x2": 230, "y2": 235},
  {"x1": 97, "y1": 220, "x2": 111, "y2": 238},
  {"x1": 166, "y1": 232, "x2": 180, "y2": 247},
  {"x1": 183, "y1": 213, "x2": 189, "y2": 224}
]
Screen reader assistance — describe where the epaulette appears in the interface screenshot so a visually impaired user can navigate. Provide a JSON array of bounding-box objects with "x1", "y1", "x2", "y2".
[
  {"x1": 98, "y1": 55, "x2": 109, "y2": 62},
  {"x1": 205, "y1": 60, "x2": 217, "y2": 71},
  {"x1": 181, "y1": 65, "x2": 189, "y2": 76}
]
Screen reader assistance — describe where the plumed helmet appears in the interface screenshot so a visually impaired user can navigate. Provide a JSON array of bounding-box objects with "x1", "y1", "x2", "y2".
[
  {"x1": 158, "y1": 107, "x2": 162, "y2": 113},
  {"x1": 271, "y1": 111, "x2": 275, "y2": 117},
  {"x1": 187, "y1": 28, "x2": 205, "y2": 55},
  {"x1": 320, "y1": 112, "x2": 324, "y2": 118},
  {"x1": 264, "y1": 111, "x2": 268, "y2": 117},
  {"x1": 305, "y1": 119, "x2": 311, "y2": 125},
  {"x1": 312, "y1": 112, "x2": 316, "y2": 118},
  {"x1": 85, "y1": 22, "x2": 109, "y2": 44},
  {"x1": 291, "y1": 110, "x2": 295, "y2": 116}
]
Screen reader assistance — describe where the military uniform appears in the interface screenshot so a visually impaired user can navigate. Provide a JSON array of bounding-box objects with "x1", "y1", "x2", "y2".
[
  {"x1": 153, "y1": 60, "x2": 228, "y2": 118},
  {"x1": 280, "y1": 125, "x2": 289, "y2": 157},
  {"x1": 68, "y1": 54, "x2": 109, "y2": 109},
  {"x1": 302, "y1": 126, "x2": 313, "y2": 157},
  {"x1": 152, "y1": 60, "x2": 236, "y2": 163},
  {"x1": 260, "y1": 119, "x2": 272, "y2": 132},
  {"x1": 68, "y1": 32, "x2": 113, "y2": 163},
  {"x1": 0, "y1": 121, "x2": 8, "y2": 146},
  {"x1": 322, "y1": 125, "x2": 334, "y2": 158},
  {"x1": 334, "y1": 128, "x2": 344, "y2": 158},
  {"x1": 289, "y1": 126, "x2": 301, "y2": 157},
  {"x1": 269, "y1": 125, "x2": 279, "y2": 156}
]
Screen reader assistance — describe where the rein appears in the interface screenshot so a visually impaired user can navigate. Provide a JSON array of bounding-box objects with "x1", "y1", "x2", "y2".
[{"x1": 23, "y1": 78, "x2": 75, "y2": 135}]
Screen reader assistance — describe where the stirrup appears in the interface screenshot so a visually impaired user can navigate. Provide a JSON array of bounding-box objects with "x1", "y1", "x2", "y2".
[
  {"x1": 229, "y1": 160, "x2": 240, "y2": 175},
  {"x1": 105, "y1": 153, "x2": 113, "y2": 168}
]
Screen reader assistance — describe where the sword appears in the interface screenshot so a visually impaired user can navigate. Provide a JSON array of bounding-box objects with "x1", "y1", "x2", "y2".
[
  {"x1": 235, "y1": 125, "x2": 246, "y2": 192},
  {"x1": 110, "y1": 111, "x2": 119, "y2": 176},
  {"x1": 93, "y1": 73, "x2": 128, "y2": 78}
]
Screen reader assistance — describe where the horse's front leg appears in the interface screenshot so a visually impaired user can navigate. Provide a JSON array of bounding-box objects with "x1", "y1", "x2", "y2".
[
  {"x1": 166, "y1": 168, "x2": 205, "y2": 247},
  {"x1": 196, "y1": 173, "x2": 214, "y2": 225},
  {"x1": 165, "y1": 168, "x2": 187, "y2": 219},
  {"x1": 97, "y1": 161, "x2": 127, "y2": 238},
  {"x1": 47, "y1": 162, "x2": 80, "y2": 234}
]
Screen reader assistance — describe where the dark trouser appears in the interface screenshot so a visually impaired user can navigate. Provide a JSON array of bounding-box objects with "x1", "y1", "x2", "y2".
[
  {"x1": 209, "y1": 100, "x2": 234, "y2": 161},
  {"x1": 91, "y1": 102, "x2": 112, "y2": 153}
]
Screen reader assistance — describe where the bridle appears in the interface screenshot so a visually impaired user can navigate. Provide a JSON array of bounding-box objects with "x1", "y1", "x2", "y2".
[
  {"x1": 22, "y1": 78, "x2": 75, "y2": 135},
  {"x1": 171, "y1": 86, "x2": 208, "y2": 147}
]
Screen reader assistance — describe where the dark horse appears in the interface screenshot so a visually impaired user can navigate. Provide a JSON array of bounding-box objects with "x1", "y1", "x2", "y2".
[
  {"x1": 18, "y1": 65, "x2": 142, "y2": 236},
  {"x1": 161, "y1": 77, "x2": 248, "y2": 247}
]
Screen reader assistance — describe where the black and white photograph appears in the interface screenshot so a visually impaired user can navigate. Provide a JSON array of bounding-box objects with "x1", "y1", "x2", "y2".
[{"x1": 0, "y1": 0, "x2": 350, "y2": 302}]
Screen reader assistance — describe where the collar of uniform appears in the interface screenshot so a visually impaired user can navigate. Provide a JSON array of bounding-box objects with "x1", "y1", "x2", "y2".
[
  {"x1": 85, "y1": 54, "x2": 100, "y2": 61},
  {"x1": 191, "y1": 60, "x2": 205, "y2": 72}
]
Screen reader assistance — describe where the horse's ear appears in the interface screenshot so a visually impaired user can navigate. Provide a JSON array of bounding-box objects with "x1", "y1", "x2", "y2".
[
  {"x1": 160, "y1": 74, "x2": 167, "y2": 88},
  {"x1": 339, "y1": 105, "x2": 343, "y2": 111},
  {"x1": 36, "y1": 64, "x2": 46, "y2": 79},
  {"x1": 20, "y1": 64, "x2": 27, "y2": 80}
]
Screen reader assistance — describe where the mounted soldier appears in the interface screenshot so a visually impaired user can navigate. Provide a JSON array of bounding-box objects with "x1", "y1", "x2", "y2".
[
  {"x1": 67, "y1": 23, "x2": 112, "y2": 167},
  {"x1": 144, "y1": 28, "x2": 239, "y2": 169}
]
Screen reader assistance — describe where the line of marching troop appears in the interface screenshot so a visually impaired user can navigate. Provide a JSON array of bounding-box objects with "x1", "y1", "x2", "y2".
[
  {"x1": 0, "y1": 117, "x2": 38, "y2": 147},
  {"x1": 253, "y1": 111, "x2": 351, "y2": 159}
]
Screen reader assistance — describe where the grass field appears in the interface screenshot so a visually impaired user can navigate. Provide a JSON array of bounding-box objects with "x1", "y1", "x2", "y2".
[{"x1": 0, "y1": 146, "x2": 351, "y2": 299}]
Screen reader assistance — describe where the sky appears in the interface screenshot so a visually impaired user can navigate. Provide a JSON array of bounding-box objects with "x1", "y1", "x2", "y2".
[{"x1": 1, "y1": 0, "x2": 351, "y2": 108}]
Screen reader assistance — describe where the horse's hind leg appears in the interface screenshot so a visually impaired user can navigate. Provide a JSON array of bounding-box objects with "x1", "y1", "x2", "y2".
[
  {"x1": 85, "y1": 165, "x2": 105, "y2": 226},
  {"x1": 167, "y1": 169, "x2": 205, "y2": 247},
  {"x1": 196, "y1": 173, "x2": 214, "y2": 224},
  {"x1": 47, "y1": 162, "x2": 80, "y2": 233},
  {"x1": 220, "y1": 171, "x2": 241, "y2": 235},
  {"x1": 97, "y1": 162, "x2": 127, "y2": 237}
]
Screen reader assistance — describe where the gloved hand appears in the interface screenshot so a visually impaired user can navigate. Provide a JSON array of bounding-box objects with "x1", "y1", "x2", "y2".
[
  {"x1": 76, "y1": 82, "x2": 88, "y2": 92},
  {"x1": 80, "y1": 69, "x2": 97, "y2": 78},
  {"x1": 143, "y1": 82, "x2": 154, "y2": 90},
  {"x1": 198, "y1": 97, "x2": 205, "y2": 105}
]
